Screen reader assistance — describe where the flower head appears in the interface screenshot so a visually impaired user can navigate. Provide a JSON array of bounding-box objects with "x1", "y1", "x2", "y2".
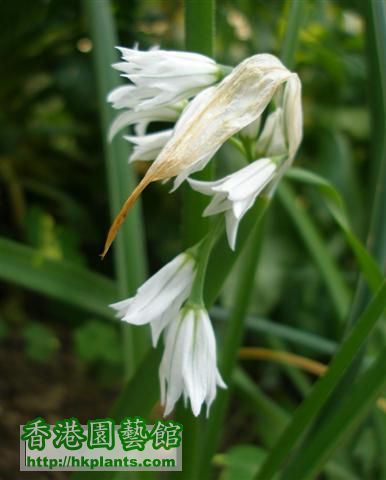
[
  {"x1": 107, "y1": 46, "x2": 221, "y2": 139},
  {"x1": 189, "y1": 158, "x2": 277, "y2": 249},
  {"x1": 160, "y1": 307, "x2": 226, "y2": 417},
  {"x1": 187, "y1": 67, "x2": 302, "y2": 251},
  {"x1": 102, "y1": 53, "x2": 294, "y2": 257},
  {"x1": 112, "y1": 47, "x2": 221, "y2": 110},
  {"x1": 110, "y1": 252, "x2": 196, "y2": 346}
]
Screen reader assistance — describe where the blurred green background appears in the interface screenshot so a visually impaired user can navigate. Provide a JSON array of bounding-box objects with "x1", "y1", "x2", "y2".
[{"x1": 0, "y1": 0, "x2": 379, "y2": 478}]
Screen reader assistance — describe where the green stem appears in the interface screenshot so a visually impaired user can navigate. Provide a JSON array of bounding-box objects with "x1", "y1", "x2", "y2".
[
  {"x1": 280, "y1": 0, "x2": 304, "y2": 68},
  {"x1": 182, "y1": 0, "x2": 216, "y2": 246},
  {"x1": 200, "y1": 212, "x2": 268, "y2": 479},
  {"x1": 82, "y1": 0, "x2": 149, "y2": 379},
  {"x1": 365, "y1": 0, "x2": 386, "y2": 268},
  {"x1": 178, "y1": 2, "x2": 216, "y2": 478},
  {"x1": 278, "y1": 181, "x2": 351, "y2": 323},
  {"x1": 189, "y1": 218, "x2": 224, "y2": 304}
]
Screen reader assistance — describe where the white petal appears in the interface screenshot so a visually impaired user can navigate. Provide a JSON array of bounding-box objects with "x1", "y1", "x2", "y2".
[
  {"x1": 218, "y1": 158, "x2": 273, "y2": 193},
  {"x1": 183, "y1": 309, "x2": 224, "y2": 417},
  {"x1": 203, "y1": 194, "x2": 231, "y2": 216},
  {"x1": 232, "y1": 196, "x2": 256, "y2": 220},
  {"x1": 225, "y1": 210, "x2": 239, "y2": 251},
  {"x1": 109, "y1": 297, "x2": 134, "y2": 318},
  {"x1": 122, "y1": 256, "x2": 195, "y2": 325},
  {"x1": 125, "y1": 129, "x2": 173, "y2": 162},
  {"x1": 108, "y1": 106, "x2": 179, "y2": 142},
  {"x1": 160, "y1": 313, "x2": 194, "y2": 416},
  {"x1": 187, "y1": 158, "x2": 276, "y2": 249},
  {"x1": 110, "y1": 253, "x2": 194, "y2": 325},
  {"x1": 171, "y1": 151, "x2": 214, "y2": 191},
  {"x1": 283, "y1": 74, "x2": 303, "y2": 159},
  {"x1": 227, "y1": 161, "x2": 277, "y2": 202},
  {"x1": 122, "y1": 274, "x2": 191, "y2": 325},
  {"x1": 187, "y1": 176, "x2": 225, "y2": 194}
]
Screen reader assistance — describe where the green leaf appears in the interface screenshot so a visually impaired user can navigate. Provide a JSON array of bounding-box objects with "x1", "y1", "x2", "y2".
[
  {"x1": 212, "y1": 306, "x2": 337, "y2": 355},
  {"x1": 205, "y1": 197, "x2": 269, "y2": 306},
  {"x1": 0, "y1": 237, "x2": 117, "y2": 318},
  {"x1": 277, "y1": 181, "x2": 350, "y2": 321},
  {"x1": 182, "y1": 0, "x2": 215, "y2": 247},
  {"x1": 83, "y1": 0, "x2": 149, "y2": 375},
  {"x1": 281, "y1": 346, "x2": 386, "y2": 480},
  {"x1": 233, "y1": 368, "x2": 289, "y2": 447},
  {"x1": 214, "y1": 444, "x2": 266, "y2": 480},
  {"x1": 363, "y1": 0, "x2": 386, "y2": 268},
  {"x1": 286, "y1": 167, "x2": 384, "y2": 293},
  {"x1": 255, "y1": 281, "x2": 386, "y2": 480}
]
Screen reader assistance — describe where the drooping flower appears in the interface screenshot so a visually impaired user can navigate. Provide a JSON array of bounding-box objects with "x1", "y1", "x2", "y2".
[
  {"x1": 187, "y1": 70, "x2": 302, "y2": 251},
  {"x1": 110, "y1": 252, "x2": 196, "y2": 346},
  {"x1": 124, "y1": 129, "x2": 173, "y2": 163},
  {"x1": 107, "y1": 46, "x2": 221, "y2": 139},
  {"x1": 189, "y1": 158, "x2": 277, "y2": 250},
  {"x1": 159, "y1": 306, "x2": 226, "y2": 417},
  {"x1": 112, "y1": 47, "x2": 221, "y2": 110},
  {"x1": 102, "y1": 53, "x2": 295, "y2": 257},
  {"x1": 110, "y1": 252, "x2": 226, "y2": 417}
]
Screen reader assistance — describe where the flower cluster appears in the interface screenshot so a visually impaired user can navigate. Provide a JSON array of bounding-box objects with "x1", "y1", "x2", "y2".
[
  {"x1": 111, "y1": 253, "x2": 225, "y2": 417},
  {"x1": 107, "y1": 46, "x2": 303, "y2": 417}
]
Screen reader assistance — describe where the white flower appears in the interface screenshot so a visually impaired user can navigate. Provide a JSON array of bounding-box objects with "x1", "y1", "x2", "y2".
[
  {"x1": 188, "y1": 158, "x2": 277, "y2": 250},
  {"x1": 124, "y1": 129, "x2": 173, "y2": 163},
  {"x1": 110, "y1": 252, "x2": 196, "y2": 346},
  {"x1": 107, "y1": 46, "x2": 221, "y2": 140},
  {"x1": 112, "y1": 47, "x2": 221, "y2": 110},
  {"x1": 160, "y1": 307, "x2": 226, "y2": 417}
]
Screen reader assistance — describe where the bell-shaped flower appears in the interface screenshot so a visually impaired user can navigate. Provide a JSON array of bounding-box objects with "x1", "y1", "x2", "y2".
[
  {"x1": 110, "y1": 252, "x2": 196, "y2": 346},
  {"x1": 112, "y1": 47, "x2": 222, "y2": 111},
  {"x1": 160, "y1": 306, "x2": 226, "y2": 417},
  {"x1": 124, "y1": 129, "x2": 173, "y2": 163},
  {"x1": 107, "y1": 46, "x2": 221, "y2": 140},
  {"x1": 188, "y1": 158, "x2": 277, "y2": 250},
  {"x1": 102, "y1": 53, "x2": 295, "y2": 257}
]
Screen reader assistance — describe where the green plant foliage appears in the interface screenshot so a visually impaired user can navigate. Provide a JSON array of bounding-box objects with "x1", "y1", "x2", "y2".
[
  {"x1": 214, "y1": 444, "x2": 266, "y2": 480},
  {"x1": 73, "y1": 319, "x2": 122, "y2": 365},
  {"x1": 23, "y1": 322, "x2": 60, "y2": 362}
]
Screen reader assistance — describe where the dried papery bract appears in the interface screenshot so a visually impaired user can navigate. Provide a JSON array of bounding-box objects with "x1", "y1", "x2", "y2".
[{"x1": 101, "y1": 54, "x2": 292, "y2": 258}]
